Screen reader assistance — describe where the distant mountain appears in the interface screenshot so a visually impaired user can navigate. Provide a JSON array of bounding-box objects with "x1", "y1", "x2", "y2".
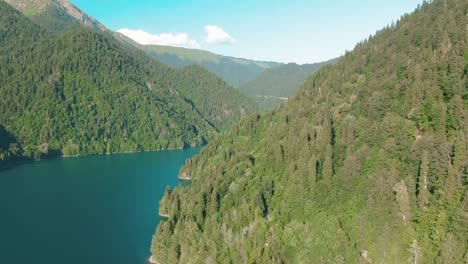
[
  {"x1": 4, "y1": 0, "x2": 106, "y2": 32},
  {"x1": 9, "y1": 0, "x2": 302, "y2": 95},
  {"x1": 4, "y1": 0, "x2": 142, "y2": 48},
  {"x1": 139, "y1": 45, "x2": 334, "y2": 109},
  {"x1": 0, "y1": 1, "x2": 257, "y2": 166},
  {"x1": 139, "y1": 44, "x2": 282, "y2": 87},
  {"x1": 150, "y1": 0, "x2": 467, "y2": 263},
  {"x1": 240, "y1": 59, "x2": 337, "y2": 108}
]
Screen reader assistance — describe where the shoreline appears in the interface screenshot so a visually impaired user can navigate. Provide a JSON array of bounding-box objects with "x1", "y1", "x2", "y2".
[
  {"x1": 0, "y1": 145, "x2": 203, "y2": 172},
  {"x1": 159, "y1": 212, "x2": 170, "y2": 218},
  {"x1": 62, "y1": 146, "x2": 186, "y2": 159},
  {"x1": 178, "y1": 172, "x2": 193, "y2": 181}
]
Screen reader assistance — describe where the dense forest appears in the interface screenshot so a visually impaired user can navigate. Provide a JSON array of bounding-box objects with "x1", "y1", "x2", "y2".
[
  {"x1": 151, "y1": 0, "x2": 467, "y2": 263},
  {"x1": 141, "y1": 44, "x2": 334, "y2": 109},
  {"x1": 0, "y1": 1, "x2": 256, "y2": 166},
  {"x1": 240, "y1": 60, "x2": 337, "y2": 109},
  {"x1": 140, "y1": 44, "x2": 282, "y2": 87}
]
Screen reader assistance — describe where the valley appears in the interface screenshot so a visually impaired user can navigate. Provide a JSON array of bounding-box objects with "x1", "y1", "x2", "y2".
[{"x1": 0, "y1": 0, "x2": 466, "y2": 263}]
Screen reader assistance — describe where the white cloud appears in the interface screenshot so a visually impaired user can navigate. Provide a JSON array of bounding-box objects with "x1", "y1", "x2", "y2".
[
  {"x1": 118, "y1": 28, "x2": 200, "y2": 49},
  {"x1": 204, "y1": 25, "x2": 235, "y2": 44}
]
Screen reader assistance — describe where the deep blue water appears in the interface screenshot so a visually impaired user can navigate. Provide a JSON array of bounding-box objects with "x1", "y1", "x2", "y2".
[{"x1": 0, "y1": 148, "x2": 200, "y2": 264}]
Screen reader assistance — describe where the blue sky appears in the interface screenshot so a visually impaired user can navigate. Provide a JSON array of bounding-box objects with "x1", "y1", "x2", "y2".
[{"x1": 71, "y1": 0, "x2": 423, "y2": 63}]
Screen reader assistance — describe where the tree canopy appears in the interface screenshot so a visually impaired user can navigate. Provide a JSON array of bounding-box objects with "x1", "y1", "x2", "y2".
[
  {"x1": 151, "y1": 0, "x2": 467, "y2": 263},
  {"x1": 0, "y1": 1, "x2": 257, "y2": 167}
]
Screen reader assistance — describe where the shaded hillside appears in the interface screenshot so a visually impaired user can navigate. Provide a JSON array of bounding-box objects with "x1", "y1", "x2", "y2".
[
  {"x1": 0, "y1": 2, "x2": 256, "y2": 165},
  {"x1": 173, "y1": 65, "x2": 255, "y2": 131},
  {"x1": 141, "y1": 45, "x2": 335, "y2": 110},
  {"x1": 140, "y1": 44, "x2": 282, "y2": 87},
  {"x1": 151, "y1": 1, "x2": 467, "y2": 263},
  {"x1": 240, "y1": 59, "x2": 337, "y2": 108}
]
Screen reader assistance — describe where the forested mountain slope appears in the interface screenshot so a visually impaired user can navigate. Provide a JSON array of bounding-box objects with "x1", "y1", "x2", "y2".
[
  {"x1": 4, "y1": 0, "x2": 106, "y2": 32},
  {"x1": 151, "y1": 0, "x2": 467, "y2": 263},
  {"x1": 0, "y1": 2, "x2": 256, "y2": 165},
  {"x1": 239, "y1": 60, "x2": 337, "y2": 109},
  {"x1": 141, "y1": 45, "x2": 334, "y2": 109},
  {"x1": 4, "y1": 0, "x2": 144, "y2": 49},
  {"x1": 140, "y1": 44, "x2": 282, "y2": 87}
]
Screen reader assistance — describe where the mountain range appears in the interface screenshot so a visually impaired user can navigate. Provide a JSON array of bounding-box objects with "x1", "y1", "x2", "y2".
[
  {"x1": 5, "y1": 0, "x2": 335, "y2": 112},
  {"x1": 139, "y1": 44, "x2": 337, "y2": 109},
  {"x1": 0, "y1": 0, "x2": 256, "y2": 165},
  {"x1": 140, "y1": 44, "x2": 282, "y2": 88},
  {"x1": 2, "y1": 0, "x2": 466, "y2": 263}
]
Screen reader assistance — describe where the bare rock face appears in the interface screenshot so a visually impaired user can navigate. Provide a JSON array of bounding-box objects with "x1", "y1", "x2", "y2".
[
  {"x1": 148, "y1": 255, "x2": 160, "y2": 264},
  {"x1": 179, "y1": 171, "x2": 192, "y2": 180},
  {"x1": 4, "y1": 0, "x2": 53, "y2": 13},
  {"x1": 56, "y1": 0, "x2": 106, "y2": 31},
  {"x1": 4, "y1": 0, "x2": 106, "y2": 31},
  {"x1": 38, "y1": 143, "x2": 49, "y2": 154},
  {"x1": 360, "y1": 249, "x2": 372, "y2": 263},
  {"x1": 360, "y1": 250, "x2": 368, "y2": 259}
]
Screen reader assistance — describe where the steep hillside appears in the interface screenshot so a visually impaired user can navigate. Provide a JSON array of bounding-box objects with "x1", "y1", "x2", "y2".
[
  {"x1": 140, "y1": 44, "x2": 282, "y2": 87},
  {"x1": 240, "y1": 59, "x2": 337, "y2": 108},
  {"x1": 151, "y1": 1, "x2": 467, "y2": 263},
  {"x1": 140, "y1": 45, "x2": 336, "y2": 109},
  {"x1": 173, "y1": 65, "x2": 254, "y2": 131},
  {"x1": 4, "y1": 0, "x2": 145, "y2": 48},
  {"x1": 0, "y1": 2, "x2": 256, "y2": 166},
  {"x1": 6, "y1": 0, "x2": 282, "y2": 90},
  {"x1": 4, "y1": 0, "x2": 106, "y2": 32}
]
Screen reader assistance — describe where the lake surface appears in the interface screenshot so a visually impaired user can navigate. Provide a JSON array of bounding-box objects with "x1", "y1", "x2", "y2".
[{"x1": 0, "y1": 148, "x2": 200, "y2": 264}]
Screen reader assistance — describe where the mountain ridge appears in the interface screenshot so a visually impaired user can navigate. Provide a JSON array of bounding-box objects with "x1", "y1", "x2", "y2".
[
  {"x1": 0, "y1": 1, "x2": 257, "y2": 166},
  {"x1": 6, "y1": 0, "x2": 334, "y2": 104},
  {"x1": 139, "y1": 44, "x2": 283, "y2": 87},
  {"x1": 150, "y1": 0, "x2": 467, "y2": 263},
  {"x1": 240, "y1": 59, "x2": 338, "y2": 108},
  {"x1": 4, "y1": 0, "x2": 106, "y2": 32}
]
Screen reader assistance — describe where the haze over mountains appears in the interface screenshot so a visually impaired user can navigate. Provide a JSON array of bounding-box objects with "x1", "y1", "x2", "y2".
[
  {"x1": 0, "y1": 0, "x2": 256, "y2": 165},
  {"x1": 240, "y1": 59, "x2": 338, "y2": 108},
  {"x1": 5, "y1": 0, "x2": 334, "y2": 111},
  {"x1": 6, "y1": 0, "x2": 335, "y2": 111},
  {"x1": 151, "y1": 0, "x2": 467, "y2": 263},
  {"x1": 139, "y1": 44, "x2": 282, "y2": 88},
  {"x1": 136, "y1": 44, "x2": 337, "y2": 109}
]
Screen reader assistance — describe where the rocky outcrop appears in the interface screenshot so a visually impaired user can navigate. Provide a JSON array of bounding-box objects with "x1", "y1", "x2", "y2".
[
  {"x1": 5, "y1": 0, "x2": 106, "y2": 31},
  {"x1": 178, "y1": 171, "x2": 192, "y2": 180},
  {"x1": 158, "y1": 212, "x2": 170, "y2": 219},
  {"x1": 148, "y1": 255, "x2": 160, "y2": 264}
]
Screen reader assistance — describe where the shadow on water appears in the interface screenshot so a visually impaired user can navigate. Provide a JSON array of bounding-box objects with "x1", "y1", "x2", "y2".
[{"x1": 0, "y1": 125, "x2": 16, "y2": 150}]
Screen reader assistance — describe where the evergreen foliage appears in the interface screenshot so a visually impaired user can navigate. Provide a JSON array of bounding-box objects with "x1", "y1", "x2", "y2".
[
  {"x1": 240, "y1": 60, "x2": 337, "y2": 109},
  {"x1": 0, "y1": 1, "x2": 257, "y2": 166},
  {"x1": 151, "y1": 1, "x2": 467, "y2": 263},
  {"x1": 142, "y1": 45, "x2": 335, "y2": 110}
]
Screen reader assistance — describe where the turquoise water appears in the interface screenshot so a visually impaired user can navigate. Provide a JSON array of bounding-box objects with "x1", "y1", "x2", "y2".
[{"x1": 0, "y1": 148, "x2": 200, "y2": 264}]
